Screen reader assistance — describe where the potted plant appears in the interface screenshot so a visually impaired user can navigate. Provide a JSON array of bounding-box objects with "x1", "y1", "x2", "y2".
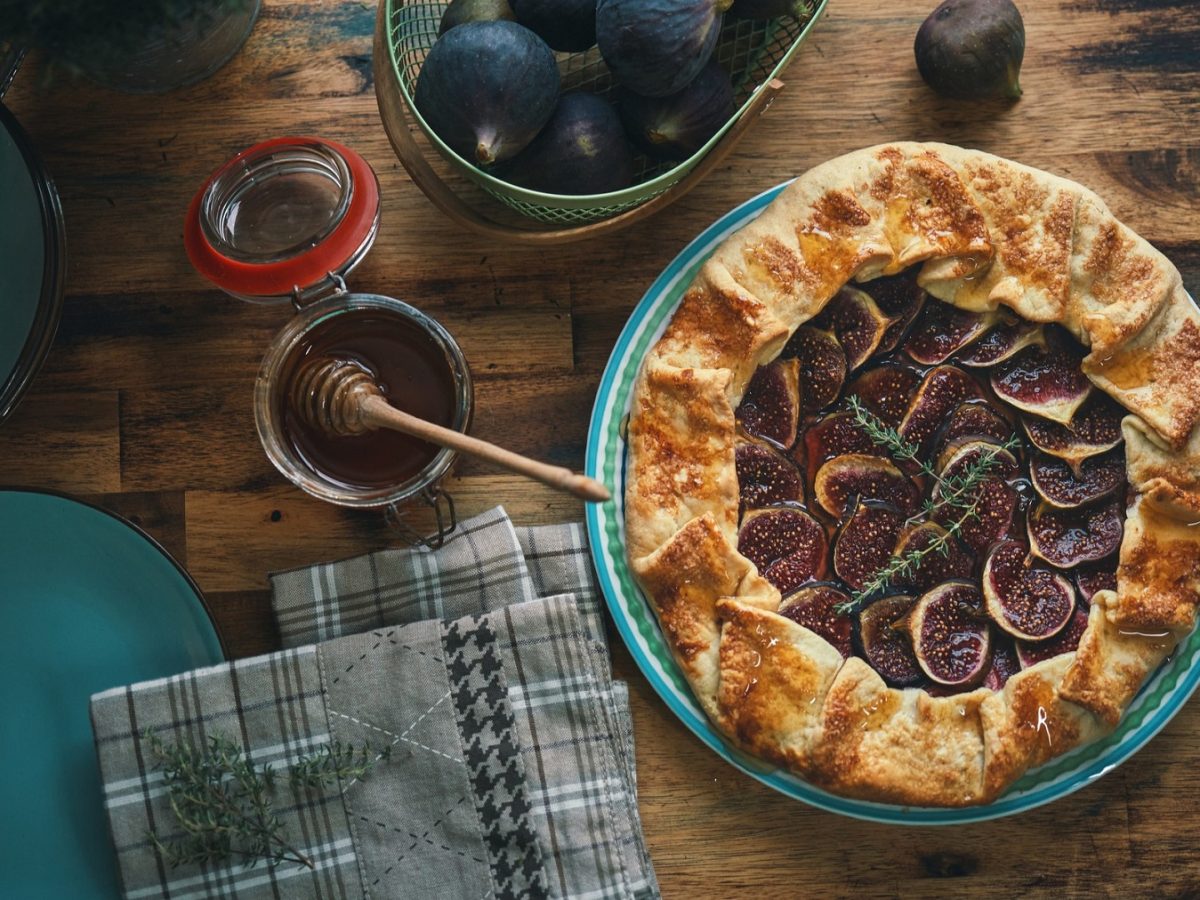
[{"x1": 0, "y1": 0, "x2": 261, "y2": 93}]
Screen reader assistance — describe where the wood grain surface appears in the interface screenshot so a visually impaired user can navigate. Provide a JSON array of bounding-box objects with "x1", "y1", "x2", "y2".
[{"x1": 3, "y1": 0, "x2": 1198, "y2": 896}]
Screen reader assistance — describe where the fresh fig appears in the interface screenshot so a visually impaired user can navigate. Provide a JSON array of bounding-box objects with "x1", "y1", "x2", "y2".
[
  {"x1": 846, "y1": 365, "x2": 921, "y2": 428},
  {"x1": 781, "y1": 326, "x2": 847, "y2": 415},
  {"x1": 738, "y1": 507, "x2": 828, "y2": 592},
  {"x1": 511, "y1": 0, "x2": 596, "y2": 51},
  {"x1": 736, "y1": 358, "x2": 800, "y2": 448},
  {"x1": 903, "y1": 300, "x2": 994, "y2": 365},
  {"x1": 729, "y1": 0, "x2": 811, "y2": 18},
  {"x1": 499, "y1": 92, "x2": 636, "y2": 195},
  {"x1": 892, "y1": 522, "x2": 974, "y2": 592},
  {"x1": 905, "y1": 581, "x2": 993, "y2": 688},
  {"x1": 858, "y1": 595, "x2": 924, "y2": 686},
  {"x1": 811, "y1": 287, "x2": 891, "y2": 370},
  {"x1": 957, "y1": 319, "x2": 1043, "y2": 367},
  {"x1": 1022, "y1": 394, "x2": 1125, "y2": 474},
  {"x1": 617, "y1": 60, "x2": 735, "y2": 161},
  {"x1": 1016, "y1": 606, "x2": 1089, "y2": 669},
  {"x1": 736, "y1": 442, "x2": 804, "y2": 508},
  {"x1": 814, "y1": 454, "x2": 920, "y2": 518},
  {"x1": 439, "y1": 0, "x2": 516, "y2": 34},
  {"x1": 933, "y1": 402, "x2": 1013, "y2": 455},
  {"x1": 983, "y1": 540, "x2": 1075, "y2": 641},
  {"x1": 983, "y1": 636, "x2": 1021, "y2": 690},
  {"x1": 991, "y1": 344, "x2": 1093, "y2": 425},
  {"x1": 862, "y1": 271, "x2": 927, "y2": 353},
  {"x1": 596, "y1": 0, "x2": 730, "y2": 97},
  {"x1": 415, "y1": 21, "x2": 560, "y2": 166},
  {"x1": 914, "y1": 0, "x2": 1025, "y2": 101},
  {"x1": 778, "y1": 583, "x2": 854, "y2": 657},
  {"x1": 1029, "y1": 450, "x2": 1125, "y2": 508},
  {"x1": 898, "y1": 365, "x2": 986, "y2": 452},
  {"x1": 833, "y1": 500, "x2": 906, "y2": 592},
  {"x1": 1027, "y1": 498, "x2": 1124, "y2": 568},
  {"x1": 1075, "y1": 565, "x2": 1117, "y2": 605}
]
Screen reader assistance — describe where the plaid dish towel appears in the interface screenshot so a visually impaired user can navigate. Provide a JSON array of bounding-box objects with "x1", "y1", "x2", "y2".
[{"x1": 90, "y1": 507, "x2": 658, "y2": 900}]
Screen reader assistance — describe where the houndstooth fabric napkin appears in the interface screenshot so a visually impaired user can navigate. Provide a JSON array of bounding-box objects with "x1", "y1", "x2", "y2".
[{"x1": 90, "y1": 508, "x2": 658, "y2": 900}]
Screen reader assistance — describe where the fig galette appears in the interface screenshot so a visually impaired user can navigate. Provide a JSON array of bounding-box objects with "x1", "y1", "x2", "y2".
[{"x1": 625, "y1": 143, "x2": 1200, "y2": 806}]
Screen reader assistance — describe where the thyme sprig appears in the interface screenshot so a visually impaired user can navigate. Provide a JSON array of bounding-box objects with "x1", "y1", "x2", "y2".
[
  {"x1": 144, "y1": 732, "x2": 389, "y2": 871},
  {"x1": 833, "y1": 396, "x2": 1021, "y2": 615}
]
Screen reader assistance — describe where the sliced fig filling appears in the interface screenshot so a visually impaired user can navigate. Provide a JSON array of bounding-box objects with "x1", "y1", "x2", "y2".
[{"x1": 732, "y1": 271, "x2": 1129, "y2": 693}]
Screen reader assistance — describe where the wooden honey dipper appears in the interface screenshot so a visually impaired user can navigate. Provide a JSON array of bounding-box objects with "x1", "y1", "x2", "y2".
[{"x1": 291, "y1": 356, "x2": 611, "y2": 502}]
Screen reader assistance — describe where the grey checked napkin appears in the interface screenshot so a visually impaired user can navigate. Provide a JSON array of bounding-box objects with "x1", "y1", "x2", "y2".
[{"x1": 91, "y1": 507, "x2": 658, "y2": 900}]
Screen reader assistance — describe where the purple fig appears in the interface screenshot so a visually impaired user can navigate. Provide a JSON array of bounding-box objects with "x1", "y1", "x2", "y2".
[
  {"x1": 903, "y1": 300, "x2": 994, "y2": 365},
  {"x1": 983, "y1": 636, "x2": 1021, "y2": 690},
  {"x1": 898, "y1": 365, "x2": 986, "y2": 452},
  {"x1": 782, "y1": 325, "x2": 848, "y2": 415},
  {"x1": 738, "y1": 507, "x2": 828, "y2": 593},
  {"x1": 1016, "y1": 606, "x2": 1089, "y2": 669},
  {"x1": 858, "y1": 594, "x2": 924, "y2": 687},
  {"x1": 991, "y1": 344, "x2": 1093, "y2": 425},
  {"x1": 860, "y1": 271, "x2": 927, "y2": 353},
  {"x1": 1029, "y1": 450, "x2": 1125, "y2": 508},
  {"x1": 1027, "y1": 498, "x2": 1124, "y2": 568},
  {"x1": 1075, "y1": 565, "x2": 1117, "y2": 605},
  {"x1": 736, "y1": 442, "x2": 804, "y2": 509},
  {"x1": 814, "y1": 454, "x2": 920, "y2": 518},
  {"x1": 617, "y1": 59, "x2": 735, "y2": 160},
  {"x1": 933, "y1": 402, "x2": 1013, "y2": 456},
  {"x1": 915, "y1": 0, "x2": 1025, "y2": 101},
  {"x1": 778, "y1": 583, "x2": 855, "y2": 657},
  {"x1": 1022, "y1": 394, "x2": 1125, "y2": 474},
  {"x1": 892, "y1": 521, "x2": 975, "y2": 591},
  {"x1": 810, "y1": 286, "x2": 890, "y2": 370},
  {"x1": 800, "y1": 412, "x2": 883, "y2": 486},
  {"x1": 846, "y1": 364, "x2": 921, "y2": 428},
  {"x1": 736, "y1": 358, "x2": 800, "y2": 449},
  {"x1": 983, "y1": 540, "x2": 1075, "y2": 641},
  {"x1": 904, "y1": 581, "x2": 993, "y2": 688},
  {"x1": 957, "y1": 319, "x2": 1044, "y2": 367},
  {"x1": 833, "y1": 499, "x2": 906, "y2": 592}
]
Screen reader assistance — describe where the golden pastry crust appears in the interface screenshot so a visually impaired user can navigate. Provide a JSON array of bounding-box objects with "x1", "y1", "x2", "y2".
[{"x1": 625, "y1": 142, "x2": 1200, "y2": 807}]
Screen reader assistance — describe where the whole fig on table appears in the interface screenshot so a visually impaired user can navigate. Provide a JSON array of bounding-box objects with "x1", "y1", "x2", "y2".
[
  {"x1": 617, "y1": 59, "x2": 736, "y2": 160},
  {"x1": 597, "y1": 0, "x2": 733, "y2": 97},
  {"x1": 437, "y1": 0, "x2": 515, "y2": 35},
  {"x1": 414, "y1": 21, "x2": 559, "y2": 166},
  {"x1": 512, "y1": 0, "x2": 597, "y2": 51},
  {"x1": 498, "y1": 93, "x2": 636, "y2": 195},
  {"x1": 914, "y1": 0, "x2": 1025, "y2": 100}
]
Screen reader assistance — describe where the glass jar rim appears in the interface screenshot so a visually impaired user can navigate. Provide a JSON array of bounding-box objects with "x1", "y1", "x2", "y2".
[
  {"x1": 184, "y1": 136, "x2": 380, "y2": 302},
  {"x1": 254, "y1": 293, "x2": 473, "y2": 509}
]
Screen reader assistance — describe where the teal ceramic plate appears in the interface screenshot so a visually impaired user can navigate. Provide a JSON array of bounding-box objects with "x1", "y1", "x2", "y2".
[
  {"x1": 0, "y1": 104, "x2": 65, "y2": 425},
  {"x1": 585, "y1": 181, "x2": 1200, "y2": 824},
  {"x1": 0, "y1": 490, "x2": 225, "y2": 897}
]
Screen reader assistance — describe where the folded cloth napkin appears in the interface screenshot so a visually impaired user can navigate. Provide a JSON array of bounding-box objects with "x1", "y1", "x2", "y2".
[{"x1": 91, "y1": 507, "x2": 658, "y2": 900}]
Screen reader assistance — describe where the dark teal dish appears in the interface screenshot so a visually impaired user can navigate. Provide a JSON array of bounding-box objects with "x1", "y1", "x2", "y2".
[{"x1": 0, "y1": 490, "x2": 225, "y2": 897}]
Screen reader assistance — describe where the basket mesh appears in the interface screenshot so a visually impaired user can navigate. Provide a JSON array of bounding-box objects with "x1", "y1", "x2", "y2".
[{"x1": 386, "y1": 2, "x2": 819, "y2": 226}]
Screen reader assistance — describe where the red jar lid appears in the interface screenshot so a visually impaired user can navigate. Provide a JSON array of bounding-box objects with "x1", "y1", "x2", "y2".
[{"x1": 184, "y1": 136, "x2": 380, "y2": 302}]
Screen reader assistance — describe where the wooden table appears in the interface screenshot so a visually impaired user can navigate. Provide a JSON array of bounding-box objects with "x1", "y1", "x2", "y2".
[{"x1": 4, "y1": 0, "x2": 1198, "y2": 895}]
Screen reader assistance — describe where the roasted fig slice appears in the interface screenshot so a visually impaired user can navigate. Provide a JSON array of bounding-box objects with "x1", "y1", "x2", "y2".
[
  {"x1": 738, "y1": 507, "x2": 828, "y2": 593},
  {"x1": 892, "y1": 522, "x2": 974, "y2": 591},
  {"x1": 904, "y1": 581, "x2": 993, "y2": 688},
  {"x1": 778, "y1": 583, "x2": 854, "y2": 657},
  {"x1": 935, "y1": 477, "x2": 1017, "y2": 555},
  {"x1": 983, "y1": 540, "x2": 1075, "y2": 641},
  {"x1": 991, "y1": 344, "x2": 1093, "y2": 424},
  {"x1": 983, "y1": 636, "x2": 1021, "y2": 690},
  {"x1": 933, "y1": 402, "x2": 1013, "y2": 455},
  {"x1": 903, "y1": 300, "x2": 994, "y2": 365},
  {"x1": 810, "y1": 287, "x2": 890, "y2": 370},
  {"x1": 736, "y1": 442, "x2": 804, "y2": 509},
  {"x1": 814, "y1": 454, "x2": 920, "y2": 518},
  {"x1": 800, "y1": 413, "x2": 882, "y2": 486},
  {"x1": 859, "y1": 271, "x2": 927, "y2": 353},
  {"x1": 833, "y1": 500, "x2": 906, "y2": 592},
  {"x1": 1027, "y1": 498, "x2": 1124, "y2": 568},
  {"x1": 935, "y1": 438, "x2": 1020, "y2": 482},
  {"x1": 736, "y1": 358, "x2": 800, "y2": 449},
  {"x1": 1016, "y1": 606, "x2": 1089, "y2": 669},
  {"x1": 1029, "y1": 450, "x2": 1125, "y2": 508},
  {"x1": 858, "y1": 594, "x2": 923, "y2": 687},
  {"x1": 957, "y1": 319, "x2": 1043, "y2": 367},
  {"x1": 1075, "y1": 565, "x2": 1117, "y2": 605},
  {"x1": 846, "y1": 364, "x2": 921, "y2": 428},
  {"x1": 781, "y1": 326, "x2": 847, "y2": 415},
  {"x1": 898, "y1": 365, "x2": 986, "y2": 452},
  {"x1": 1022, "y1": 394, "x2": 1125, "y2": 473}
]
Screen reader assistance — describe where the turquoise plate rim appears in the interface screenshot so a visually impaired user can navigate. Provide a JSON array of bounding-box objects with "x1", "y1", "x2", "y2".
[{"x1": 584, "y1": 180, "x2": 1200, "y2": 824}]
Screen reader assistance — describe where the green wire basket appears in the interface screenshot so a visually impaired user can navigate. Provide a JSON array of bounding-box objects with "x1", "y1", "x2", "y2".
[{"x1": 373, "y1": 0, "x2": 828, "y2": 244}]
